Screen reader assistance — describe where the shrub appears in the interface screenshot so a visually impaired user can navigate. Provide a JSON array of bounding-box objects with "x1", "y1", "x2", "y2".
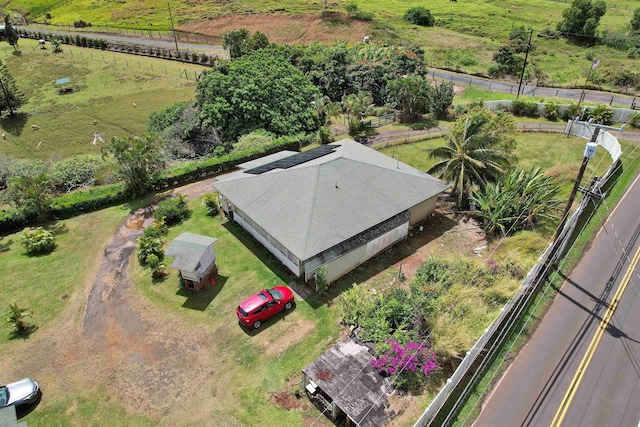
[
  {"x1": 49, "y1": 155, "x2": 101, "y2": 193},
  {"x1": 588, "y1": 104, "x2": 614, "y2": 125},
  {"x1": 22, "y1": 227, "x2": 56, "y2": 254},
  {"x1": 203, "y1": 193, "x2": 219, "y2": 217},
  {"x1": 73, "y1": 20, "x2": 91, "y2": 28},
  {"x1": 153, "y1": 194, "x2": 190, "y2": 225},
  {"x1": 629, "y1": 112, "x2": 640, "y2": 129},
  {"x1": 314, "y1": 267, "x2": 328, "y2": 293},
  {"x1": 5, "y1": 303, "x2": 33, "y2": 334},
  {"x1": 318, "y1": 126, "x2": 333, "y2": 144},
  {"x1": 543, "y1": 102, "x2": 560, "y2": 121},
  {"x1": 560, "y1": 103, "x2": 581, "y2": 121},
  {"x1": 371, "y1": 339, "x2": 439, "y2": 391},
  {"x1": 137, "y1": 235, "x2": 163, "y2": 265},
  {"x1": 403, "y1": 7, "x2": 435, "y2": 27},
  {"x1": 337, "y1": 283, "x2": 375, "y2": 327},
  {"x1": 511, "y1": 100, "x2": 539, "y2": 117}
]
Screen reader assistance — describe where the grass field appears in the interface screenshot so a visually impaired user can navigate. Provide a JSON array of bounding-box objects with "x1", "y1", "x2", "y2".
[
  {"x1": 0, "y1": 39, "x2": 206, "y2": 159},
  {"x1": 7, "y1": 0, "x2": 640, "y2": 90}
]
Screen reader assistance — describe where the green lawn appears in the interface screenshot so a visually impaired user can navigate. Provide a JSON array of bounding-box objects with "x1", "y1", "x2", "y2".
[
  {"x1": 0, "y1": 39, "x2": 206, "y2": 159},
  {"x1": 130, "y1": 200, "x2": 340, "y2": 425},
  {"x1": 378, "y1": 131, "x2": 621, "y2": 199},
  {"x1": 0, "y1": 202, "x2": 136, "y2": 346}
]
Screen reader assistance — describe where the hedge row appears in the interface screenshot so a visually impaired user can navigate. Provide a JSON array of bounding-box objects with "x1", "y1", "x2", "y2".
[{"x1": 0, "y1": 137, "x2": 300, "y2": 234}]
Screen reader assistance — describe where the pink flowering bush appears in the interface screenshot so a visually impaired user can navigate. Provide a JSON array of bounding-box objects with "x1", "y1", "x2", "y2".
[{"x1": 371, "y1": 339, "x2": 439, "y2": 390}]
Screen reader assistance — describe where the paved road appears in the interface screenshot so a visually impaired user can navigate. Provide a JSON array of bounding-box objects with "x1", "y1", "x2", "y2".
[
  {"x1": 430, "y1": 69, "x2": 638, "y2": 109},
  {"x1": 22, "y1": 25, "x2": 640, "y2": 108},
  {"x1": 475, "y1": 173, "x2": 640, "y2": 427}
]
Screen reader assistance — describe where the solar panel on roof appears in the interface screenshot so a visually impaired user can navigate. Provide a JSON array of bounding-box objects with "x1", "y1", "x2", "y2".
[{"x1": 245, "y1": 145, "x2": 337, "y2": 174}]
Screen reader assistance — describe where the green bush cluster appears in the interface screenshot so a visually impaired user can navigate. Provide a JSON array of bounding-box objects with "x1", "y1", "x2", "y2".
[
  {"x1": 202, "y1": 193, "x2": 219, "y2": 217},
  {"x1": 403, "y1": 7, "x2": 435, "y2": 27},
  {"x1": 22, "y1": 227, "x2": 56, "y2": 254},
  {"x1": 511, "y1": 100, "x2": 539, "y2": 117},
  {"x1": 153, "y1": 194, "x2": 190, "y2": 225},
  {"x1": 0, "y1": 137, "x2": 298, "y2": 234}
]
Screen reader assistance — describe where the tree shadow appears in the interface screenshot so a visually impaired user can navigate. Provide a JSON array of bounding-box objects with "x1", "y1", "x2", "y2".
[
  {"x1": 222, "y1": 220, "x2": 296, "y2": 284},
  {"x1": 176, "y1": 275, "x2": 228, "y2": 311},
  {"x1": 0, "y1": 112, "x2": 28, "y2": 137},
  {"x1": 409, "y1": 119, "x2": 439, "y2": 130},
  {"x1": 8, "y1": 324, "x2": 38, "y2": 341},
  {"x1": 45, "y1": 221, "x2": 68, "y2": 235},
  {"x1": 0, "y1": 237, "x2": 13, "y2": 253}
]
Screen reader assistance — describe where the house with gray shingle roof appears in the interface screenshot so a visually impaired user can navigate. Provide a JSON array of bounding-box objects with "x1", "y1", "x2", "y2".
[
  {"x1": 212, "y1": 139, "x2": 449, "y2": 285},
  {"x1": 165, "y1": 233, "x2": 218, "y2": 291}
]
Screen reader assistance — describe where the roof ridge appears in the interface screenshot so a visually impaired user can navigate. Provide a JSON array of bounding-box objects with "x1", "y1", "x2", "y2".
[{"x1": 300, "y1": 164, "x2": 321, "y2": 259}]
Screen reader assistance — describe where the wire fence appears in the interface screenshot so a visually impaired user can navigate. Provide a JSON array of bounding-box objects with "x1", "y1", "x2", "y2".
[{"x1": 5, "y1": 45, "x2": 207, "y2": 82}]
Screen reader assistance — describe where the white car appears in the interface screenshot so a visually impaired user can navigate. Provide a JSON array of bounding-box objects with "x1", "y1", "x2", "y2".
[{"x1": 0, "y1": 378, "x2": 40, "y2": 407}]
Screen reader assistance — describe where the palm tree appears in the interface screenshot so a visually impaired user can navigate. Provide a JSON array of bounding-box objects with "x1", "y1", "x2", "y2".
[
  {"x1": 341, "y1": 91, "x2": 374, "y2": 137},
  {"x1": 5, "y1": 303, "x2": 32, "y2": 334},
  {"x1": 426, "y1": 112, "x2": 512, "y2": 208}
]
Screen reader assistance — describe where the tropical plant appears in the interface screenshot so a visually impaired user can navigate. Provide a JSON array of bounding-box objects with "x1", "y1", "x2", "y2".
[
  {"x1": 314, "y1": 267, "x2": 329, "y2": 293},
  {"x1": 137, "y1": 235, "x2": 163, "y2": 265},
  {"x1": 22, "y1": 226, "x2": 56, "y2": 254},
  {"x1": 7, "y1": 173, "x2": 53, "y2": 220},
  {"x1": 5, "y1": 303, "x2": 32, "y2": 334},
  {"x1": 587, "y1": 104, "x2": 614, "y2": 125},
  {"x1": 471, "y1": 167, "x2": 562, "y2": 236},
  {"x1": 337, "y1": 283, "x2": 375, "y2": 327},
  {"x1": 426, "y1": 109, "x2": 514, "y2": 207},
  {"x1": 387, "y1": 75, "x2": 429, "y2": 123},
  {"x1": 543, "y1": 102, "x2": 560, "y2": 121},
  {"x1": 341, "y1": 91, "x2": 374, "y2": 137},
  {"x1": 203, "y1": 193, "x2": 219, "y2": 217},
  {"x1": 371, "y1": 339, "x2": 439, "y2": 391},
  {"x1": 153, "y1": 194, "x2": 190, "y2": 225},
  {"x1": 101, "y1": 134, "x2": 164, "y2": 196},
  {"x1": 428, "y1": 81, "x2": 454, "y2": 120},
  {"x1": 50, "y1": 37, "x2": 63, "y2": 52},
  {"x1": 233, "y1": 130, "x2": 276, "y2": 153}
]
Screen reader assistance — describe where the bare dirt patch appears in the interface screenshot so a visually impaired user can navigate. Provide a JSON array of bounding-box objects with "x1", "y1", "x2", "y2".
[
  {"x1": 179, "y1": 12, "x2": 371, "y2": 44},
  {"x1": 270, "y1": 391, "x2": 310, "y2": 411}
]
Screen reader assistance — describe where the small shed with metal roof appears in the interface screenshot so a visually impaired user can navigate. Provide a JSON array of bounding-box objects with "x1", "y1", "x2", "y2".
[
  {"x1": 302, "y1": 336, "x2": 394, "y2": 427},
  {"x1": 165, "y1": 232, "x2": 218, "y2": 291}
]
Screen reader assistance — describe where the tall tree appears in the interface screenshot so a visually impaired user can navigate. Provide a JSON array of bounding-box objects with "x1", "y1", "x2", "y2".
[
  {"x1": 4, "y1": 15, "x2": 18, "y2": 51},
  {"x1": 387, "y1": 75, "x2": 429, "y2": 123},
  {"x1": 196, "y1": 51, "x2": 321, "y2": 142},
  {"x1": 0, "y1": 59, "x2": 26, "y2": 116},
  {"x1": 101, "y1": 134, "x2": 164, "y2": 196},
  {"x1": 222, "y1": 29, "x2": 269, "y2": 59},
  {"x1": 426, "y1": 110, "x2": 514, "y2": 207},
  {"x1": 556, "y1": 0, "x2": 607, "y2": 37}
]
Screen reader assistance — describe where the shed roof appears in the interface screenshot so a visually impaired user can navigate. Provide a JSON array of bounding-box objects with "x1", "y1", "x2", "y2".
[
  {"x1": 302, "y1": 337, "x2": 392, "y2": 427},
  {"x1": 213, "y1": 139, "x2": 449, "y2": 261},
  {"x1": 165, "y1": 232, "x2": 217, "y2": 272}
]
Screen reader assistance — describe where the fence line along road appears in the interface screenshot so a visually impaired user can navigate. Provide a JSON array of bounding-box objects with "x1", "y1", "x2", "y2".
[{"x1": 429, "y1": 70, "x2": 638, "y2": 109}]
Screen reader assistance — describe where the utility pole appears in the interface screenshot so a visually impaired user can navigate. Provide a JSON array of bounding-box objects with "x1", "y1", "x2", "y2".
[
  {"x1": 516, "y1": 29, "x2": 534, "y2": 100},
  {"x1": 577, "y1": 58, "x2": 599, "y2": 108},
  {"x1": 167, "y1": 1, "x2": 179, "y2": 53},
  {"x1": 554, "y1": 127, "x2": 600, "y2": 241}
]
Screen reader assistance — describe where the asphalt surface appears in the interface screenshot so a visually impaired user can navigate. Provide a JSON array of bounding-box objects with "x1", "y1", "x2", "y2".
[
  {"x1": 430, "y1": 69, "x2": 638, "y2": 109},
  {"x1": 474, "y1": 173, "x2": 640, "y2": 427},
  {"x1": 22, "y1": 25, "x2": 640, "y2": 108}
]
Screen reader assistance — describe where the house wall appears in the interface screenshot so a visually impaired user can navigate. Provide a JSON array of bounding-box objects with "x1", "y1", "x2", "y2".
[
  {"x1": 319, "y1": 221, "x2": 409, "y2": 283},
  {"x1": 195, "y1": 246, "x2": 216, "y2": 279},
  {"x1": 234, "y1": 214, "x2": 301, "y2": 276},
  {"x1": 408, "y1": 197, "x2": 438, "y2": 225},
  {"x1": 219, "y1": 194, "x2": 230, "y2": 213}
]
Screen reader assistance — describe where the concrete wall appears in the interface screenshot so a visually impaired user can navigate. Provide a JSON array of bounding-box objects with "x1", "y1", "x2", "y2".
[
  {"x1": 483, "y1": 100, "x2": 637, "y2": 123},
  {"x1": 408, "y1": 197, "x2": 438, "y2": 225},
  {"x1": 321, "y1": 221, "x2": 409, "y2": 284}
]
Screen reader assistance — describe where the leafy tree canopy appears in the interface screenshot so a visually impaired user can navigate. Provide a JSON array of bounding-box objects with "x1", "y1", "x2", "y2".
[
  {"x1": 403, "y1": 7, "x2": 435, "y2": 27},
  {"x1": 222, "y1": 28, "x2": 270, "y2": 59},
  {"x1": 556, "y1": 0, "x2": 607, "y2": 37},
  {"x1": 196, "y1": 51, "x2": 321, "y2": 142}
]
